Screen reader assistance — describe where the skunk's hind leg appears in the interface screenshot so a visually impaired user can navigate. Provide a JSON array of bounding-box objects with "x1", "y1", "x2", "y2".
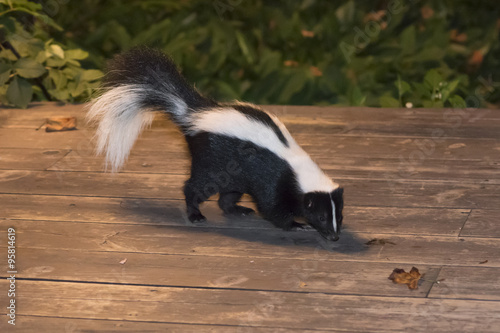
[
  {"x1": 184, "y1": 177, "x2": 218, "y2": 223},
  {"x1": 218, "y1": 191, "x2": 255, "y2": 216}
]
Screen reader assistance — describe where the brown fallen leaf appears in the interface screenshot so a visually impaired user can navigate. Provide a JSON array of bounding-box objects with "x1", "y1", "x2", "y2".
[
  {"x1": 365, "y1": 238, "x2": 396, "y2": 246},
  {"x1": 119, "y1": 258, "x2": 127, "y2": 265},
  {"x1": 299, "y1": 281, "x2": 307, "y2": 288},
  {"x1": 301, "y1": 30, "x2": 315, "y2": 38},
  {"x1": 388, "y1": 267, "x2": 421, "y2": 290},
  {"x1": 46, "y1": 117, "x2": 77, "y2": 132},
  {"x1": 479, "y1": 260, "x2": 488, "y2": 264},
  {"x1": 284, "y1": 60, "x2": 299, "y2": 67},
  {"x1": 310, "y1": 66, "x2": 323, "y2": 77}
]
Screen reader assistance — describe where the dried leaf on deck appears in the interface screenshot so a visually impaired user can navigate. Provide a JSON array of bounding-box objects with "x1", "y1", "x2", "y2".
[
  {"x1": 45, "y1": 117, "x2": 77, "y2": 132},
  {"x1": 119, "y1": 258, "x2": 127, "y2": 265},
  {"x1": 365, "y1": 238, "x2": 396, "y2": 246},
  {"x1": 388, "y1": 267, "x2": 421, "y2": 290}
]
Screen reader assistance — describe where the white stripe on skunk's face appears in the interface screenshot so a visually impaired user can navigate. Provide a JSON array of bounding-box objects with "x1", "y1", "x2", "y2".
[
  {"x1": 331, "y1": 197, "x2": 337, "y2": 233},
  {"x1": 187, "y1": 106, "x2": 339, "y2": 194},
  {"x1": 303, "y1": 192, "x2": 340, "y2": 241}
]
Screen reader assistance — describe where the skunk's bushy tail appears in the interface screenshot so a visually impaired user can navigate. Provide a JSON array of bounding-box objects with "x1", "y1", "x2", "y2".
[{"x1": 87, "y1": 48, "x2": 215, "y2": 171}]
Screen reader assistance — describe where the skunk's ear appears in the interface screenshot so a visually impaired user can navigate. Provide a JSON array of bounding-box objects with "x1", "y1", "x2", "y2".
[
  {"x1": 304, "y1": 193, "x2": 314, "y2": 210},
  {"x1": 331, "y1": 187, "x2": 343, "y2": 198},
  {"x1": 331, "y1": 187, "x2": 344, "y2": 208}
]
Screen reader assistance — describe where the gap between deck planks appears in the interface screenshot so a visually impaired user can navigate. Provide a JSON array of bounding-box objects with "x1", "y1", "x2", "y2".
[{"x1": 1, "y1": 316, "x2": 334, "y2": 333}]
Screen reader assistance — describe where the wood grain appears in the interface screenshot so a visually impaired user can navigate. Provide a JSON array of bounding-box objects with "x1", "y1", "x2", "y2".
[
  {"x1": 460, "y1": 209, "x2": 500, "y2": 238},
  {"x1": 429, "y1": 266, "x2": 500, "y2": 301},
  {"x1": 48, "y1": 149, "x2": 500, "y2": 185},
  {"x1": 1, "y1": 103, "x2": 499, "y2": 331},
  {"x1": 0, "y1": 170, "x2": 498, "y2": 208},
  {"x1": 0, "y1": 247, "x2": 438, "y2": 297},
  {"x1": 0, "y1": 148, "x2": 70, "y2": 170},
  {"x1": 1, "y1": 220, "x2": 499, "y2": 267},
  {"x1": 1, "y1": 280, "x2": 499, "y2": 332}
]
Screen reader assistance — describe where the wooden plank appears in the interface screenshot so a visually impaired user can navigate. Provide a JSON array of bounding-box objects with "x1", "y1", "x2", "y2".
[
  {"x1": 429, "y1": 267, "x2": 500, "y2": 301},
  {"x1": 460, "y1": 209, "x2": 500, "y2": 238},
  {"x1": 0, "y1": 127, "x2": 94, "y2": 149},
  {"x1": 1, "y1": 170, "x2": 498, "y2": 208},
  {"x1": 0, "y1": 194, "x2": 469, "y2": 236},
  {"x1": 1, "y1": 220, "x2": 499, "y2": 267},
  {"x1": 0, "y1": 103, "x2": 83, "y2": 129},
  {"x1": 5, "y1": 316, "x2": 328, "y2": 333},
  {"x1": 0, "y1": 148, "x2": 70, "y2": 170},
  {"x1": 48, "y1": 149, "x2": 500, "y2": 184},
  {"x1": 4, "y1": 103, "x2": 499, "y2": 136},
  {"x1": 48, "y1": 150, "x2": 191, "y2": 174},
  {"x1": 1, "y1": 280, "x2": 499, "y2": 332},
  {"x1": 0, "y1": 247, "x2": 437, "y2": 297},
  {"x1": 2, "y1": 125, "x2": 499, "y2": 163},
  {"x1": 264, "y1": 105, "x2": 500, "y2": 121}
]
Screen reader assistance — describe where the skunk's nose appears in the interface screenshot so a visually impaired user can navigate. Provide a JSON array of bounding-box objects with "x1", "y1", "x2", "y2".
[{"x1": 327, "y1": 234, "x2": 340, "y2": 242}]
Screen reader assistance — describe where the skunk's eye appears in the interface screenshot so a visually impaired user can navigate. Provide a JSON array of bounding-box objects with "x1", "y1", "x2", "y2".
[{"x1": 319, "y1": 216, "x2": 326, "y2": 222}]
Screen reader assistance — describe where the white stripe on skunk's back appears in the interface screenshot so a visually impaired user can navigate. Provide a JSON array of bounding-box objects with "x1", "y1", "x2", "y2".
[{"x1": 188, "y1": 107, "x2": 339, "y2": 194}]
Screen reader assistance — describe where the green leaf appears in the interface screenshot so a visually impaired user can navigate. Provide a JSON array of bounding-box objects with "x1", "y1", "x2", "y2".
[
  {"x1": 13, "y1": 57, "x2": 46, "y2": 78},
  {"x1": 49, "y1": 44, "x2": 65, "y2": 59},
  {"x1": 278, "y1": 70, "x2": 308, "y2": 103},
  {"x1": 449, "y1": 95, "x2": 466, "y2": 108},
  {"x1": 441, "y1": 79, "x2": 460, "y2": 103},
  {"x1": 45, "y1": 57, "x2": 67, "y2": 67},
  {"x1": 6, "y1": 76, "x2": 33, "y2": 108},
  {"x1": 65, "y1": 49, "x2": 89, "y2": 60},
  {"x1": 48, "y1": 88, "x2": 70, "y2": 101},
  {"x1": 0, "y1": 62, "x2": 12, "y2": 85},
  {"x1": 423, "y1": 100, "x2": 444, "y2": 108},
  {"x1": 395, "y1": 76, "x2": 411, "y2": 96},
  {"x1": 0, "y1": 49, "x2": 17, "y2": 61},
  {"x1": 400, "y1": 25, "x2": 416, "y2": 55},
  {"x1": 424, "y1": 69, "x2": 443, "y2": 89},
  {"x1": 349, "y1": 86, "x2": 366, "y2": 106},
  {"x1": 80, "y1": 69, "x2": 104, "y2": 82},
  {"x1": 379, "y1": 96, "x2": 400, "y2": 108},
  {"x1": 48, "y1": 68, "x2": 67, "y2": 89},
  {"x1": 235, "y1": 30, "x2": 254, "y2": 64}
]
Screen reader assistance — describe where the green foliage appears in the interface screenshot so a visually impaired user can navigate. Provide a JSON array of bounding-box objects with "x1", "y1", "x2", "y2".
[
  {"x1": 0, "y1": 0, "x2": 102, "y2": 108},
  {"x1": 380, "y1": 69, "x2": 465, "y2": 108},
  {"x1": 2, "y1": 0, "x2": 500, "y2": 108}
]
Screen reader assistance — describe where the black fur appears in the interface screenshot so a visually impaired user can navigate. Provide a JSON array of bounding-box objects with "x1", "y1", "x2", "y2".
[
  {"x1": 97, "y1": 47, "x2": 344, "y2": 241},
  {"x1": 103, "y1": 47, "x2": 217, "y2": 113}
]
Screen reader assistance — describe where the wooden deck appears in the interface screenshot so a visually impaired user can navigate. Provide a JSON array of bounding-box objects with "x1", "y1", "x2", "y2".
[{"x1": 0, "y1": 103, "x2": 499, "y2": 332}]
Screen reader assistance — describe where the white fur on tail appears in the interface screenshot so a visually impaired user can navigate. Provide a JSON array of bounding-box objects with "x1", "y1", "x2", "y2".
[
  {"x1": 87, "y1": 85, "x2": 157, "y2": 171},
  {"x1": 189, "y1": 107, "x2": 339, "y2": 193}
]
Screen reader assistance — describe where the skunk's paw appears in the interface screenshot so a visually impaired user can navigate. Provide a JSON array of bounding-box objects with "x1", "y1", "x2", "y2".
[
  {"x1": 188, "y1": 213, "x2": 207, "y2": 223},
  {"x1": 225, "y1": 205, "x2": 255, "y2": 217}
]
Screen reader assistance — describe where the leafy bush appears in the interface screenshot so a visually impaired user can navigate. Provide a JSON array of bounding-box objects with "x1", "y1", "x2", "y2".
[
  {"x1": 1, "y1": 0, "x2": 499, "y2": 108},
  {"x1": 0, "y1": 0, "x2": 102, "y2": 107}
]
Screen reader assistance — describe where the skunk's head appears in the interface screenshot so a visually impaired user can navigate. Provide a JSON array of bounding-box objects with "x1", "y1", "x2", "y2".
[{"x1": 303, "y1": 188, "x2": 344, "y2": 241}]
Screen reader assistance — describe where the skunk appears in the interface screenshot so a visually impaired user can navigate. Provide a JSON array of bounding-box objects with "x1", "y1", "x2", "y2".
[{"x1": 87, "y1": 48, "x2": 344, "y2": 241}]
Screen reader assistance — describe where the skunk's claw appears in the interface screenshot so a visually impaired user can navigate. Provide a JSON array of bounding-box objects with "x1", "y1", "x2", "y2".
[
  {"x1": 290, "y1": 221, "x2": 313, "y2": 231},
  {"x1": 188, "y1": 213, "x2": 207, "y2": 223}
]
